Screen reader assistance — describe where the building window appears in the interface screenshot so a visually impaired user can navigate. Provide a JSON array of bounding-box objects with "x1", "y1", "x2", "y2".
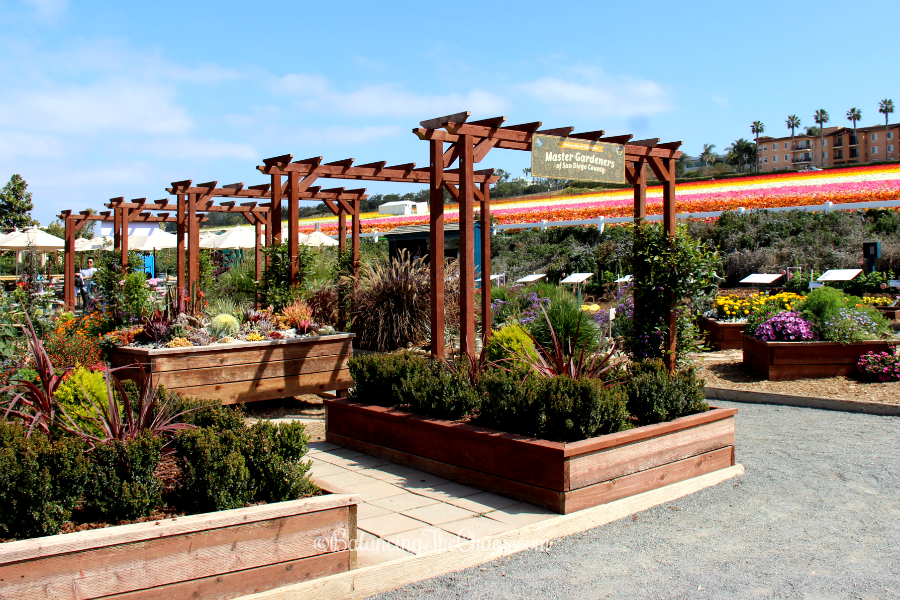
[
  {"x1": 889, "y1": 144, "x2": 895, "y2": 153},
  {"x1": 872, "y1": 146, "x2": 879, "y2": 154},
  {"x1": 763, "y1": 145, "x2": 767, "y2": 151},
  {"x1": 773, "y1": 155, "x2": 778, "y2": 162},
  {"x1": 873, "y1": 133, "x2": 878, "y2": 141},
  {"x1": 889, "y1": 132, "x2": 894, "y2": 139},
  {"x1": 824, "y1": 152, "x2": 828, "y2": 158},
  {"x1": 764, "y1": 156, "x2": 768, "y2": 163},
  {"x1": 785, "y1": 154, "x2": 789, "y2": 161},
  {"x1": 823, "y1": 140, "x2": 827, "y2": 147},
  {"x1": 773, "y1": 143, "x2": 779, "y2": 150}
]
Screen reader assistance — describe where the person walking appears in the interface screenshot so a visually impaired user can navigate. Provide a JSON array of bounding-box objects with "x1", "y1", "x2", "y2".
[{"x1": 77, "y1": 257, "x2": 96, "y2": 310}]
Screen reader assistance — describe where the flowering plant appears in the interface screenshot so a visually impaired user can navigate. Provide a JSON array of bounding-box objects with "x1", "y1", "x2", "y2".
[
  {"x1": 857, "y1": 348, "x2": 900, "y2": 382},
  {"x1": 820, "y1": 307, "x2": 891, "y2": 344},
  {"x1": 754, "y1": 311, "x2": 817, "y2": 341}
]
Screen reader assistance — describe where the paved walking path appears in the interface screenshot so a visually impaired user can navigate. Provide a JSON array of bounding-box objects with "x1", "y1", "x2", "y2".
[
  {"x1": 306, "y1": 442, "x2": 555, "y2": 567},
  {"x1": 366, "y1": 401, "x2": 900, "y2": 599}
]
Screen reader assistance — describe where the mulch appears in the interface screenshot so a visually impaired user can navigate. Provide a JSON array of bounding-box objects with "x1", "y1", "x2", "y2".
[{"x1": 695, "y1": 350, "x2": 900, "y2": 405}]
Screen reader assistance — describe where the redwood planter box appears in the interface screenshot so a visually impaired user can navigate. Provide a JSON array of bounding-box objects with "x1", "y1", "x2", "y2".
[
  {"x1": 699, "y1": 317, "x2": 747, "y2": 350},
  {"x1": 0, "y1": 494, "x2": 358, "y2": 600},
  {"x1": 742, "y1": 334, "x2": 900, "y2": 381},
  {"x1": 110, "y1": 334, "x2": 355, "y2": 405},
  {"x1": 874, "y1": 305, "x2": 900, "y2": 320},
  {"x1": 326, "y1": 399, "x2": 736, "y2": 514}
]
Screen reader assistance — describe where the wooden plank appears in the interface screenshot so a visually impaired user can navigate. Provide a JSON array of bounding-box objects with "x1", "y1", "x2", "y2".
[
  {"x1": 106, "y1": 551, "x2": 351, "y2": 600},
  {"x1": 326, "y1": 403, "x2": 566, "y2": 489},
  {"x1": 0, "y1": 496, "x2": 357, "y2": 564},
  {"x1": 0, "y1": 507, "x2": 351, "y2": 599},
  {"x1": 146, "y1": 354, "x2": 350, "y2": 389},
  {"x1": 195, "y1": 371, "x2": 354, "y2": 405},
  {"x1": 562, "y1": 446, "x2": 734, "y2": 514},
  {"x1": 327, "y1": 432, "x2": 564, "y2": 513},
  {"x1": 111, "y1": 334, "x2": 354, "y2": 358},
  {"x1": 772, "y1": 342, "x2": 896, "y2": 365},
  {"x1": 566, "y1": 418, "x2": 735, "y2": 490}
]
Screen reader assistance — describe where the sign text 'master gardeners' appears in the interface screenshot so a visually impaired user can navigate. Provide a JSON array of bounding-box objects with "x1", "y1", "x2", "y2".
[{"x1": 531, "y1": 134, "x2": 626, "y2": 183}]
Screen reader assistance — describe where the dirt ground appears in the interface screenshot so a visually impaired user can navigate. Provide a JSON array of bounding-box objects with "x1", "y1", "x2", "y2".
[{"x1": 695, "y1": 349, "x2": 900, "y2": 404}]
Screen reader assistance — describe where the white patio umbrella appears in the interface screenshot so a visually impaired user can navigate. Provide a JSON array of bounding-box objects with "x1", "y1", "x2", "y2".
[
  {"x1": 127, "y1": 230, "x2": 178, "y2": 251},
  {"x1": 84, "y1": 236, "x2": 114, "y2": 251},
  {"x1": 302, "y1": 231, "x2": 339, "y2": 247},
  {"x1": 0, "y1": 228, "x2": 65, "y2": 251},
  {"x1": 200, "y1": 228, "x2": 258, "y2": 249}
]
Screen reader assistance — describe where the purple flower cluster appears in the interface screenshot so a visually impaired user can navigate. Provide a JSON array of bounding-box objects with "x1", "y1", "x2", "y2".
[
  {"x1": 754, "y1": 311, "x2": 817, "y2": 342},
  {"x1": 857, "y1": 348, "x2": 900, "y2": 382}
]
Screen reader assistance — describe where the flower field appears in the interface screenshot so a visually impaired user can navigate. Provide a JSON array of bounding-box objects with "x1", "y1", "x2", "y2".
[{"x1": 297, "y1": 164, "x2": 900, "y2": 235}]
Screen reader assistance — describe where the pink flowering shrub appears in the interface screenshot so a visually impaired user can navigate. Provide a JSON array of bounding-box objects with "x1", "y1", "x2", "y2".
[
  {"x1": 754, "y1": 311, "x2": 817, "y2": 341},
  {"x1": 857, "y1": 348, "x2": 900, "y2": 382}
]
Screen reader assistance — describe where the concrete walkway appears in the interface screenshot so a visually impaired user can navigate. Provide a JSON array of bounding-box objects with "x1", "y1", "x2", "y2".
[{"x1": 306, "y1": 442, "x2": 555, "y2": 567}]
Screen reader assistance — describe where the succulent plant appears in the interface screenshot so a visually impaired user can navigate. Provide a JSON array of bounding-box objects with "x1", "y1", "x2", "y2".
[
  {"x1": 280, "y1": 300, "x2": 313, "y2": 330},
  {"x1": 186, "y1": 329, "x2": 214, "y2": 346},
  {"x1": 256, "y1": 319, "x2": 275, "y2": 335},
  {"x1": 208, "y1": 314, "x2": 240, "y2": 339},
  {"x1": 166, "y1": 337, "x2": 193, "y2": 348},
  {"x1": 266, "y1": 330, "x2": 285, "y2": 340},
  {"x1": 245, "y1": 332, "x2": 265, "y2": 342},
  {"x1": 217, "y1": 336, "x2": 235, "y2": 344},
  {"x1": 142, "y1": 309, "x2": 172, "y2": 344}
]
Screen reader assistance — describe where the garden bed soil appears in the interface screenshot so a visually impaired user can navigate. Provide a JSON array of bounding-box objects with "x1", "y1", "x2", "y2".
[
  {"x1": 742, "y1": 335, "x2": 899, "y2": 381},
  {"x1": 697, "y1": 350, "x2": 900, "y2": 404},
  {"x1": 698, "y1": 317, "x2": 746, "y2": 351},
  {"x1": 325, "y1": 399, "x2": 736, "y2": 514},
  {"x1": 109, "y1": 334, "x2": 355, "y2": 405},
  {"x1": 0, "y1": 493, "x2": 358, "y2": 600}
]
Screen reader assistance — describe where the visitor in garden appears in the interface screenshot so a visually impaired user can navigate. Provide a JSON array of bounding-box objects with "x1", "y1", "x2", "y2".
[{"x1": 76, "y1": 257, "x2": 96, "y2": 309}]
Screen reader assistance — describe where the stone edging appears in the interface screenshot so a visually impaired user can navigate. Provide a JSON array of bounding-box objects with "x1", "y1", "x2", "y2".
[{"x1": 705, "y1": 386, "x2": 900, "y2": 416}]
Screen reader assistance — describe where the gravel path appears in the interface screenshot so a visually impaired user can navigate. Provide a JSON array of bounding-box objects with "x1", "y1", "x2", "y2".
[{"x1": 368, "y1": 401, "x2": 900, "y2": 600}]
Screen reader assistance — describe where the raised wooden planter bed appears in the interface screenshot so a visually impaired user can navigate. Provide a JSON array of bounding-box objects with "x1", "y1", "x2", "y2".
[
  {"x1": 110, "y1": 334, "x2": 355, "y2": 404},
  {"x1": 698, "y1": 317, "x2": 746, "y2": 351},
  {"x1": 874, "y1": 305, "x2": 900, "y2": 320},
  {"x1": 742, "y1": 334, "x2": 899, "y2": 381},
  {"x1": 325, "y1": 399, "x2": 736, "y2": 514},
  {"x1": 0, "y1": 493, "x2": 358, "y2": 600}
]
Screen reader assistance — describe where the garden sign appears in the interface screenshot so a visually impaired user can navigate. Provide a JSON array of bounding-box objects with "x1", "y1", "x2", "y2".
[{"x1": 531, "y1": 134, "x2": 626, "y2": 183}]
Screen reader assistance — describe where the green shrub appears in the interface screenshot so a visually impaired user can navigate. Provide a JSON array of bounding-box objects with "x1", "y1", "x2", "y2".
[
  {"x1": 55, "y1": 367, "x2": 109, "y2": 434},
  {"x1": 485, "y1": 323, "x2": 538, "y2": 363},
  {"x1": 208, "y1": 314, "x2": 240, "y2": 339},
  {"x1": 797, "y1": 286, "x2": 846, "y2": 327},
  {"x1": 478, "y1": 370, "x2": 630, "y2": 443},
  {"x1": 348, "y1": 353, "x2": 430, "y2": 407},
  {"x1": 180, "y1": 398, "x2": 246, "y2": 432},
  {"x1": 624, "y1": 359, "x2": 709, "y2": 426},
  {"x1": 84, "y1": 435, "x2": 162, "y2": 522},
  {"x1": 529, "y1": 294, "x2": 600, "y2": 354},
  {"x1": 243, "y1": 421, "x2": 315, "y2": 503},
  {"x1": 397, "y1": 359, "x2": 481, "y2": 420},
  {"x1": 0, "y1": 422, "x2": 89, "y2": 539},
  {"x1": 174, "y1": 428, "x2": 252, "y2": 513}
]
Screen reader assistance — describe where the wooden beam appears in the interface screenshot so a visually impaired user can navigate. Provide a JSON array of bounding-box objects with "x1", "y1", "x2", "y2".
[
  {"x1": 263, "y1": 154, "x2": 294, "y2": 169},
  {"x1": 469, "y1": 116, "x2": 507, "y2": 128},
  {"x1": 420, "y1": 111, "x2": 471, "y2": 130},
  {"x1": 569, "y1": 130, "x2": 606, "y2": 141},
  {"x1": 429, "y1": 139, "x2": 445, "y2": 358},
  {"x1": 458, "y1": 134, "x2": 475, "y2": 357},
  {"x1": 442, "y1": 182, "x2": 460, "y2": 201},
  {"x1": 472, "y1": 137, "x2": 498, "y2": 163},
  {"x1": 288, "y1": 170, "x2": 300, "y2": 284},
  {"x1": 324, "y1": 158, "x2": 355, "y2": 168},
  {"x1": 445, "y1": 123, "x2": 532, "y2": 143},
  {"x1": 598, "y1": 134, "x2": 633, "y2": 144},
  {"x1": 502, "y1": 121, "x2": 543, "y2": 134},
  {"x1": 536, "y1": 127, "x2": 574, "y2": 137},
  {"x1": 480, "y1": 181, "x2": 491, "y2": 345}
]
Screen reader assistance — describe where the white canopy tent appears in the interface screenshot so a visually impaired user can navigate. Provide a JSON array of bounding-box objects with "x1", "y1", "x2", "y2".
[
  {"x1": 302, "y1": 231, "x2": 338, "y2": 247},
  {"x1": 0, "y1": 228, "x2": 65, "y2": 251},
  {"x1": 200, "y1": 228, "x2": 258, "y2": 250}
]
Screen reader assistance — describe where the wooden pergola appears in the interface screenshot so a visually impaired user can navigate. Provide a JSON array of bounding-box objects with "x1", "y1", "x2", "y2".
[
  {"x1": 256, "y1": 155, "x2": 498, "y2": 286},
  {"x1": 414, "y1": 111, "x2": 683, "y2": 367}
]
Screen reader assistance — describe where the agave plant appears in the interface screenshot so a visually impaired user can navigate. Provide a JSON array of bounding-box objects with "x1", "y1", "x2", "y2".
[
  {"x1": 504, "y1": 304, "x2": 623, "y2": 382},
  {"x1": 142, "y1": 309, "x2": 171, "y2": 343}
]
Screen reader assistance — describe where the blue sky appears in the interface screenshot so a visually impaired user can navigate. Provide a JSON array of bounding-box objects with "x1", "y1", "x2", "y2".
[{"x1": 2, "y1": 0, "x2": 899, "y2": 225}]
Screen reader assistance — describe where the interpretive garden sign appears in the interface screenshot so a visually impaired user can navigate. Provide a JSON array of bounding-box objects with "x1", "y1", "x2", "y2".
[{"x1": 531, "y1": 134, "x2": 626, "y2": 183}]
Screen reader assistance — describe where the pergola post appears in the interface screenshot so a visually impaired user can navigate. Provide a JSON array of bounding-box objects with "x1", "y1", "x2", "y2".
[
  {"x1": 187, "y1": 192, "x2": 199, "y2": 299},
  {"x1": 271, "y1": 173, "x2": 283, "y2": 246},
  {"x1": 662, "y1": 156, "x2": 678, "y2": 372},
  {"x1": 351, "y1": 199, "x2": 360, "y2": 279},
  {"x1": 62, "y1": 213, "x2": 76, "y2": 308},
  {"x1": 429, "y1": 139, "x2": 446, "y2": 358},
  {"x1": 177, "y1": 193, "x2": 186, "y2": 292},
  {"x1": 458, "y1": 134, "x2": 476, "y2": 357},
  {"x1": 480, "y1": 181, "x2": 491, "y2": 342},
  {"x1": 288, "y1": 171, "x2": 300, "y2": 284},
  {"x1": 121, "y1": 206, "x2": 131, "y2": 268}
]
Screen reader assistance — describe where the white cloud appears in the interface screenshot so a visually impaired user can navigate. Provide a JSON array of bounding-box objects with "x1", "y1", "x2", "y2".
[
  {"x1": 712, "y1": 94, "x2": 729, "y2": 107},
  {"x1": 521, "y1": 69, "x2": 672, "y2": 118},
  {"x1": 0, "y1": 132, "x2": 64, "y2": 160},
  {"x1": 0, "y1": 80, "x2": 193, "y2": 135},
  {"x1": 285, "y1": 125, "x2": 405, "y2": 146},
  {"x1": 273, "y1": 73, "x2": 507, "y2": 118},
  {"x1": 138, "y1": 138, "x2": 258, "y2": 161},
  {"x1": 23, "y1": 0, "x2": 67, "y2": 21}
]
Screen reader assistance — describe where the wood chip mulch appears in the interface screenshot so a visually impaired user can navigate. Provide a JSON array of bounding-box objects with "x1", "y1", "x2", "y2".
[{"x1": 695, "y1": 350, "x2": 900, "y2": 405}]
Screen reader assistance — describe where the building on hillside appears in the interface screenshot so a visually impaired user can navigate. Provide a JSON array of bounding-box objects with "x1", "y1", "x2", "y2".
[
  {"x1": 756, "y1": 123, "x2": 899, "y2": 171},
  {"x1": 377, "y1": 200, "x2": 429, "y2": 216}
]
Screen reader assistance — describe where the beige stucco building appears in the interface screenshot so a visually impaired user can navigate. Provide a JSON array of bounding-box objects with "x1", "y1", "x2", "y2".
[{"x1": 756, "y1": 123, "x2": 899, "y2": 171}]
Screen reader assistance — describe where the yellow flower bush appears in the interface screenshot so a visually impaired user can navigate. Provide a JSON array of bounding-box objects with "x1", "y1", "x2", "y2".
[
  {"x1": 715, "y1": 292, "x2": 804, "y2": 322},
  {"x1": 861, "y1": 296, "x2": 894, "y2": 306}
]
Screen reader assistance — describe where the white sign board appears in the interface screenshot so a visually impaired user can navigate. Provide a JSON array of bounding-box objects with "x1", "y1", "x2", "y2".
[
  {"x1": 890, "y1": 280, "x2": 900, "y2": 288},
  {"x1": 809, "y1": 281, "x2": 825, "y2": 289},
  {"x1": 615, "y1": 275, "x2": 633, "y2": 283},
  {"x1": 516, "y1": 274, "x2": 546, "y2": 283},
  {"x1": 740, "y1": 273, "x2": 783, "y2": 285},
  {"x1": 817, "y1": 269, "x2": 862, "y2": 282},
  {"x1": 475, "y1": 274, "x2": 505, "y2": 283},
  {"x1": 561, "y1": 273, "x2": 594, "y2": 284}
]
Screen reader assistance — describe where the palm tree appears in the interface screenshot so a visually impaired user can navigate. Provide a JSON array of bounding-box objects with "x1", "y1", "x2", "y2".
[
  {"x1": 786, "y1": 115, "x2": 801, "y2": 166},
  {"x1": 879, "y1": 99, "x2": 894, "y2": 160},
  {"x1": 727, "y1": 138, "x2": 754, "y2": 172},
  {"x1": 846, "y1": 108, "x2": 862, "y2": 162},
  {"x1": 814, "y1": 109, "x2": 830, "y2": 166},
  {"x1": 699, "y1": 143, "x2": 717, "y2": 166},
  {"x1": 750, "y1": 121, "x2": 764, "y2": 171}
]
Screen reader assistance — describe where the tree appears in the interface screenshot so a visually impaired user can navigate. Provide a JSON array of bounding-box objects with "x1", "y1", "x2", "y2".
[
  {"x1": 726, "y1": 138, "x2": 753, "y2": 172},
  {"x1": 698, "y1": 144, "x2": 716, "y2": 167},
  {"x1": 751, "y1": 121, "x2": 765, "y2": 171},
  {"x1": 879, "y1": 99, "x2": 894, "y2": 159},
  {"x1": 786, "y1": 115, "x2": 801, "y2": 166},
  {"x1": 0, "y1": 174, "x2": 36, "y2": 230},
  {"x1": 846, "y1": 108, "x2": 862, "y2": 163},
  {"x1": 814, "y1": 109, "x2": 829, "y2": 166},
  {"x1": 805, "y1": 126, "x2": 820, "y2": 137}
]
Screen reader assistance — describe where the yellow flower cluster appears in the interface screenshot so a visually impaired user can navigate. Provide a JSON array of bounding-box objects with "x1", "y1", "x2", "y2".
[
  {"x1": 581, "y1": 304, "x2": 602, "y2": 312},
  {"x1": 166, "y1": 337, "x2": 193, "y2": 348},
  {"x1": 715, "y1": 292, "x2": 805, "y2": 321},
  {"x1": 861, "y1": 296, "x2": 894, "y2": 306},
  {"x1": 245, "y1": 332, "x2": 266, "y2": 342}
]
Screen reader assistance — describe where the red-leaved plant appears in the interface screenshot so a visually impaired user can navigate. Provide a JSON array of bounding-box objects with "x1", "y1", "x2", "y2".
[{"x1": 503, "y1": 305, "x2": 624, "y2": 382}]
